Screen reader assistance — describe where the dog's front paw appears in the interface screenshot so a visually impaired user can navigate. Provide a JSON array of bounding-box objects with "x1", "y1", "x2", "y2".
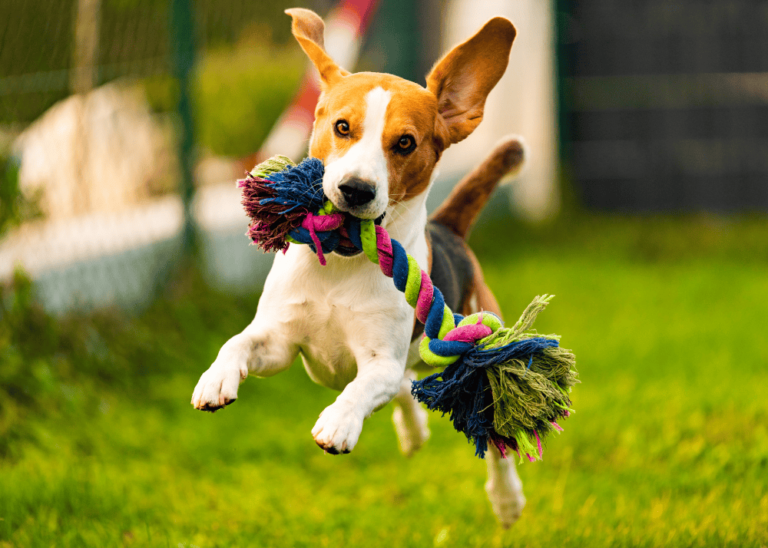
[
  {"x1": 311, "y1": 401, "x2": 364, "y2": 454},
  {"x1": 191, "y1": 362, "x2": 247, "y2": 412}
]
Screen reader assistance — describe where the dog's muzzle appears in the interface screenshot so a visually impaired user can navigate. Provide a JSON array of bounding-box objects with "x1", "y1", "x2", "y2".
[{"x1": 338, "y1": 177, "x2": 376, "y2": 208}]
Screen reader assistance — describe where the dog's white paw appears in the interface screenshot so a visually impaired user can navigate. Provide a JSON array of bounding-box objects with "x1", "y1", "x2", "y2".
[
  {"x1": 486, "y1": 479, "x2": 526, "y2": 529},
  {"x1": 191, "y1": 362, "x2": 247, "y2": 412},
  {"x1": 311, "y1": 401, "x2": 364, "y2": 454}
]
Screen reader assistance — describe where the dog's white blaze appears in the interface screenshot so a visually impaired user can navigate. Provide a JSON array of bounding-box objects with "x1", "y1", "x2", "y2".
[{"x1": 323, "y1": 87, "x2": 391, "y2": 218}]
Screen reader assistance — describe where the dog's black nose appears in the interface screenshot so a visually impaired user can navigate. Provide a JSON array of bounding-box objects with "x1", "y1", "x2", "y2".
[{"x1": 339, "y1": 178, "x2": 376, "y2": 207}]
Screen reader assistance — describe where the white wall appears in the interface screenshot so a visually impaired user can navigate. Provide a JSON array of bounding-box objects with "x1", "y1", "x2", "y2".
[{"x1": 438, "y1": 0, "x2": 559, "y2": 220}]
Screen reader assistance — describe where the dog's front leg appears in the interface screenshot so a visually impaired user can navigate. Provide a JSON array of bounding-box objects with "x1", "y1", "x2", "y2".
[
  {"x1": 312, "y1": 350, "x2": 406, "y2": 454},
  {"x1": 192, "y1": 316, "x2": 298, "y2": 412}
]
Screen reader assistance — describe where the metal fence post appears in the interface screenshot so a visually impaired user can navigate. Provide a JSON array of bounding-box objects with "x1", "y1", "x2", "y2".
[{"x1": 170, "y1": 0, "x2": 197, "y2": 257}]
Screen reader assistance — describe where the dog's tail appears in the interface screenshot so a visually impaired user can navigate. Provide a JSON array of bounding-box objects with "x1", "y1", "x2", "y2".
[{"x1": 430, "y1": 135, "x2": 526, "y2": 240}]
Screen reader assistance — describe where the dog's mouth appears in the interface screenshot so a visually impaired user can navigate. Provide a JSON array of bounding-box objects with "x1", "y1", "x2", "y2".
[
  {"x1": 334, "y1": 228, "x2": 360, "y2": 257},
  {"x1": 332, "y1": 213, "x2": 385, "y2": 257}
]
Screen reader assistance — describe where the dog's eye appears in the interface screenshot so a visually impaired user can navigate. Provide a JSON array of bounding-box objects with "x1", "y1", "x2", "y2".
[
  {"x1": 395, "y1": 135, "x2": 416, "y2": 155},
  {"x1": 334, "y1": 120, "x2": 350, "y2": 137}
]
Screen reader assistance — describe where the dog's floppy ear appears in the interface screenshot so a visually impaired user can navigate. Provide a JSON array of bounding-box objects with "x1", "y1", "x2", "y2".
[
  {"x1": 426, "y1": 17, "x2": 516, "y2": 145},
  {"x1": 285, "y1": 8, "x2": 348, "y2": 87}
]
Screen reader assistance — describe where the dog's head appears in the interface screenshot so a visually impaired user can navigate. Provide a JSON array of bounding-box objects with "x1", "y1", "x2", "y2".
[{"x1": 286, "y1": 8, "x2": 516, "y2": 223}]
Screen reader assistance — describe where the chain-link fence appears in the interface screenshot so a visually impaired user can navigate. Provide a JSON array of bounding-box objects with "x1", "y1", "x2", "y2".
[
  {"x1": 0, "y1": 0, "x2": 452, "y2": 313},
  {"x1": 0, "y1": 0, "x2": 342, "y2": 312}
]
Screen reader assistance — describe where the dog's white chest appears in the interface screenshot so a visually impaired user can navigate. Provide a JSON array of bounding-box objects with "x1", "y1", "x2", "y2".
[
  {"x1": 258, "y1": 245, "x2": 414, "y2": 391},
  {"x1": 293, "y1": 297, "x2": 359, "y2": 390}
]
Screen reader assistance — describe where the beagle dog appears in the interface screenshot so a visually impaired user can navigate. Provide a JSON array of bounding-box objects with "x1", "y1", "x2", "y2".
[{"x1": 192, "y1": 8, "x2": 526, "y2": 527}]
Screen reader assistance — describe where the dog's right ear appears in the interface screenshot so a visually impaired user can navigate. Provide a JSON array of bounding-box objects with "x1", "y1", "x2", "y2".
[
  {"x1": 285, "y1": 8, "x2": 348, "y2": 87},
  {"x1": 426, "y1": 17, "x2": 516, "y2": 145}
]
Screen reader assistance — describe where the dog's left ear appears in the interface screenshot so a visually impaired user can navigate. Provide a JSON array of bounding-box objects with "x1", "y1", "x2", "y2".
[
  {"x1": 286, "y1": 8, "x2": 348, "y2": 88},
  {"x1": 427, "y1": 17, "x2": 516, "y2": 145}
]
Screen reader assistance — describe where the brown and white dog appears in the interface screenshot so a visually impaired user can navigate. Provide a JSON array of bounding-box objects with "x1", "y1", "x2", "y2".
[{"x1": 192, "y1": 8, "x2": 526, "y2": 527}]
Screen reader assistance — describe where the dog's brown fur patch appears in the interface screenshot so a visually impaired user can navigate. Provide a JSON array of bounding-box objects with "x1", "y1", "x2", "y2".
[
  {"x1": 308, "y1": 73, "x2": 448, "y2": 202},
  {"x1": 426, "y1": 17, "x2": 516, "y2": 144}
]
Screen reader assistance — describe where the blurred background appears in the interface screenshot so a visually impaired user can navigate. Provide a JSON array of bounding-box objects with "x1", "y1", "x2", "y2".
[{"x1": 1, "y1": 1, "x2": 766, "y2": 546}]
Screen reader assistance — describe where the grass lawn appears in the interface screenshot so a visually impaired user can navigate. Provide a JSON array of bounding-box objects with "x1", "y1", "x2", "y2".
[{"x1": 1, "y1": 215, "x2": 767, "y2": 547}]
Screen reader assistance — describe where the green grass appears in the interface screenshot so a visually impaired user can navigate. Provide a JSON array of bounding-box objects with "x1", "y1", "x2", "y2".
[{"x1": 2, "y1": 215, "x2": 768, "y2": 547}]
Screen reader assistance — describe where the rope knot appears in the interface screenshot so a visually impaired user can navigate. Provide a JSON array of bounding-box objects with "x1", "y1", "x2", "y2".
[{"x1": 443, "y1": 314, "x2": 494, "y2": 343}]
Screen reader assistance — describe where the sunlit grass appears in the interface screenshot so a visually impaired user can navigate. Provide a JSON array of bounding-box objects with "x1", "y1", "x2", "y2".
[{"x1": 1, "y1": 215, "x2": 767, "y2": 547}]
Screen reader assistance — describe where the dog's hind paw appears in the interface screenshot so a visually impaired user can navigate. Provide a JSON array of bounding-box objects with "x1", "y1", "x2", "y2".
[
  {"x1": 311, "y1": 401, "x2": 364, "y2": 454},
  {"x1": 486, "y1": 481, "x2": 526, "y2": 529},
  {"x1": 191, "y1": 362, "x2": 247, "y2": 412},
  {"x1": 392, "y1": 405, "x2": 430, "y2": 457}
]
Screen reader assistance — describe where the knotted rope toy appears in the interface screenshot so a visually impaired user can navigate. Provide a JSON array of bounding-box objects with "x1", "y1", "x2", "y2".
[{"x1": 241, "y1": 155, "x2": 578, "y2": 461}]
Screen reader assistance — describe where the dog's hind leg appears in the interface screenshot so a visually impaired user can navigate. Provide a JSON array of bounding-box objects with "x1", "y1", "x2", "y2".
[
  {"x1": 486, "y1": 444, "x2": 526, "y2": 528},
  {"x1": 462, "y1": 274, "x2": 526, "y2": 528},
  {"x1": 392, "y1": 369, "x2": 430, "y2": 456}
]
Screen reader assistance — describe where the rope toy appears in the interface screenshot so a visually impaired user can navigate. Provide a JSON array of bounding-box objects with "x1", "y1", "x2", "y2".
[{"x1": 240, "y1": 156, "x2": 578, "y2": 461}]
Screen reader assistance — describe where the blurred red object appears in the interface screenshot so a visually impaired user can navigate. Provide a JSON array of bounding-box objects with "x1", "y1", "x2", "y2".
[{"x1": 240, "y1": 0, "x2": 380, "y2": 171}]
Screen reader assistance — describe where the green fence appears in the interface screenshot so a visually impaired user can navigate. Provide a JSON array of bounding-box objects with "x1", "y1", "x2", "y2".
[{"x1": 0, "y1": 0, "x2": 323, "y2": 312}]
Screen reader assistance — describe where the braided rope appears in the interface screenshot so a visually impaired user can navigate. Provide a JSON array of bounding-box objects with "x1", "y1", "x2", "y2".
[
  {"x1": 242, "y1": 156, "x2": 577, "y2": 461},
  {"x1": 353, "y1": 218, "x2": 501, "y2": 367},
  {"x1": 284, "y1": 201, "x2": 499, "y2": 366}
]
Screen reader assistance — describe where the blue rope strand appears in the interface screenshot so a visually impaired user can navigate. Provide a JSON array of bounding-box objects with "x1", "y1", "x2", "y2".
[
  {"x1": 391, "y1": 240, "x2": 409, "y2": 292},
  {"x1": 347, "y1": 218, "x2": 362, "y2": 249},
  {"x1": 424, "y1": 287, "x2": 445, "y2": 339},
  {"x1": 429, "y1": 339, "x2": 474, "y2": 357}
]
